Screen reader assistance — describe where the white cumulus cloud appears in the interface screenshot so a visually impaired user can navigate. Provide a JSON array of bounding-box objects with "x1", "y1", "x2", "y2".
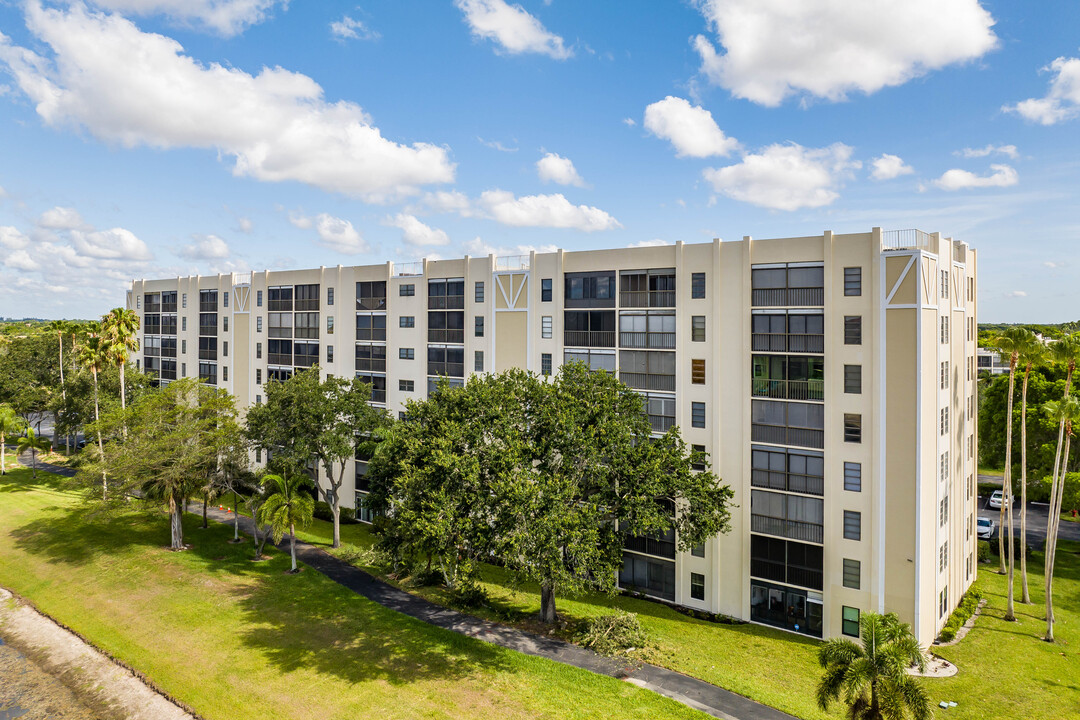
[
  {"x1": 932, "y1": 164, "x2": 1018, "y2": 191},
  {"x1": 957, "y1": 144, "x2": 1018, "y2": 159},
  {"x1": 330, "y1": 15, "x2": 379, "y2": 42},
  {"x1": 180, "y1": 234, "x2": 231, "y2": 260},
  {"x1": 0, "y1": 226, "x2": 30, "y2": 250},
  {"x1": 477, "y1": 190, "x2": 620, "y2": 231},
  {"x1": 870, "y1": 154, "x2": 914, "y2": 181},
  {"x1": 692, "y1": 0, "x2": 998, "y2": 106},
  {"x1": 536, "y1": 152, "x2": 587, "y2": 187},
  {"x1": 461, "y1": 237, "x2": 559, "y2": 257},
  {"x1": 1004, "y1": 290, "x2": 1027, "y2": 298},
  {"x1": 70, "y1": 227, "x2": 153, "y2": 261},
  {"x1": 455, "y1": 0, "x2": 571, "y2": 59},
  {"x1": 387, "y1": 213, "x2": 450, "y2": 247},
  {"x1": 89, "y1": 0, "x2": 285, "y2": 37},
  {"x1": 313, "y1": 213, "x2": 369, "y2": 254},
  {"x1": 643, "y1": 96, "x2": 738, "y2": 158},
  {"x1": 4, "y1": 249, "x2": 39, "y2": 272},
  {"x1": 702, "y1": 143, "x2": 860, "y2": 211},
  {"x1": 0, "y1": 3, "x2": 455, "y2": 202},
  {"x1": 38, "y1": 206, "x2": 90, "y2": 230},
  {"x1": 1005, "y1": 56, "x2": 1080, "y2": 125},
  {"x1": 628, "y1": 239, "x2": 671, "y2": 248}
]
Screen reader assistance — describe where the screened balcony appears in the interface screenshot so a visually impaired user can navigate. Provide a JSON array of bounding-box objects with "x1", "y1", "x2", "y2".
[{"x1": 620, "y1": 269, "x2": 676, "y2": 308}]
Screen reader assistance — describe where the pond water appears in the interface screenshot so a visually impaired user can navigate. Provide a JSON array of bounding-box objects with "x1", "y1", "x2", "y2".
[{"x1": 0, "y1": 635, "x2": 96, "y2": 720}]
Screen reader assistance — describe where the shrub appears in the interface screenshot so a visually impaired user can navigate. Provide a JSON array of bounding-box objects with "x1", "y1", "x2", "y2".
[
  {"x1": 449, "y1": 579, "x2": 487, "y2": 608},
  {"x1": 977, "y1": 540, "x2": 991, "y2": 563},
  {"x1": 989, "y1": 534, "x2": 1031, "y2": 559},
  {"x1": 331, "y1": 543, "x2": 393, "y2": 568},
  {"x1": 313, "y1": 500, "x2": 333, "y2": 521},
  {"x1": 937, "y1": 589, "x2": 982, "y2": 642},
  {"x1": 576, "y1": 611, "x2": 648, "y2": 657},
  {"x1": 339, "y1": 507, "x2": 356, "y2": 523}
]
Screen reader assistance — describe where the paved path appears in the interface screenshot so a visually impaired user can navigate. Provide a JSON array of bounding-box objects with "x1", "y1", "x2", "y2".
[{"x1": 14, "y1": 450, "x2": 796, "y2": 720}]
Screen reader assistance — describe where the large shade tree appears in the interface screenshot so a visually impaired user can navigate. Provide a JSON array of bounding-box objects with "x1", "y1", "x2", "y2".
[
  {"x1": 0, "y1": 404, "x2": 27, "y2": 476},
  {"x1": 816, "y1": 612, "x2": 931, "y2": 720},
  {"x1": 246, "y1": 368, "x2": 388, "y2": 548}
]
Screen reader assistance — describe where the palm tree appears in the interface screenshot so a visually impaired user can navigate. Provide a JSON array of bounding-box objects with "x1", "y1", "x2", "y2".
[
  {"x1": 1015, "y1": 330, "x2": 1045, "y2": 603},
  {"x1": 817, "y1": 612, "x2": 931, "y2": 720},
  {"x1": 101, "y1": 308, "x2": 140, "y2": 414},
  {"x1": 16, "y1": 427, "x2": 52, "y2": 478},
  {"x1": 993, "y1": 327, "x2": 1027, "y2": 620},
  {"x1": 257, "y1": 472, "x2": 315, "y2": 573},
  {"x1": 76, "y1": 326, "x2": 109, "y2": 498},
  {"x1": 46, "y1": 320, "x2": 71, "y2": 452},
  {"x1": 1042, "y1": 395, "x2": 1080, "y2": 641},
  {"x1": 0, "y1": 404, "x2": 27, "y2": 476}
]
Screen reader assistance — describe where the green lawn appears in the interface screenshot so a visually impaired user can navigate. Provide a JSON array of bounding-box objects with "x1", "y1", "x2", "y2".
[{"x1": 0, "y1": 469, "x2": 703, "y2": 720}]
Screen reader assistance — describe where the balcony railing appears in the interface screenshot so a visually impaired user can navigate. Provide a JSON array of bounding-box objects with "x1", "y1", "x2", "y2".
[
  {"x1": 428, "y1": 328, "x2": 465, "y2": 344},
  {"x1": 198, "y1": 349, "x2": 218, "y2": 361},
  {"x1": 199, "y1": 324, "x2": 218, "y2": 337},
  {"x1": 752, "y1": 378, "x2": 824, "y2": 401},
  {"x1": 144, "y1": 302, "x2": 161, "y2": 313},
  {"x1": 294, "y1": 354, "x2": 318, "y2": 368},
  {"x1": 751, "y1": 333, "x2": 825, "y2": 354},
  {"x1": 396, "y1": 261, "x2": 423, "y2": 276},
  {"x1": 428, "y1": 363, "x2": 465, "y2": 377},
  {"x1": 200, "y1": 300, "x2": 217, "y2": 312},
  {"x1": 648, "y1": 415, "x2": 675, "y2": 434},
  {"x1": 564, "y1": 330, "x2": 615, "y2": 348},
  {"x1": 751, "y1": 515, "x2": 824, "y2": 545},
  {"x1": 623, "y1": 534, "x2": 676, "y2": 560},
  {"x1": 355, "y1": 358, "x2": 387, "y2": 373},
  {"x1": 621, "y1": 372, "x2": 676, "y2": 392},
  {"x1": 752, "y1": 288, "x2": 824, "y2": 307},
  {"x1": 268, "y1": 353, "x2": 292, "y2": 366},
  {"x1": 428, "y1": 296, "x2": 465, "y2": 310},
  {"x1": 751, "y1": 470, "x2": 824, "y2": 496},
  {"x1": 751, "y1": 424, "x2": 824, "y2": 449},
  {"x1": 161, "y1": 301, "x2": 177, "y2": 313},
  {"x1": 496, "y1": 255, "x2": 529, "y2": 271},
  {"x1": 882, "y1": 228, "x2": 932, "y2": 250},
  {"x1": 620, "y1": 290, "x2": 675, "y2": 308},
  {"x1": 200, "y1": 373, "x2": 217, "y2": 386},
  {"x1": 356, "y1": 297, "x2": 386, "y2": 311},
  {"x1": 620, "y1": 331, "x2": 676, "y2": 349}
]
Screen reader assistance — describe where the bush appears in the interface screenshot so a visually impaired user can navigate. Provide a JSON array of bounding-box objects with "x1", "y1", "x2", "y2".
[
  {"x1": 937, "y1": 589, "x2": 982, "y2": 642},
  {"x1": 331, "y1": 543, "x2": 393, "y2": 568},
  {"x1": 339, "y1": 507, "x2": 356, "y2": 523},
  {"x1": 449, "y1": 579, "x2": 487, "y2": 608},
  {"x1": 989, "y1": 534, "x2": 1032, "y2": 559},
  {"x1": 576, "y1": 612, "x2": 648, "y2": 657},
  {"x1": 313, "y1": 500, "x2": 333, "y2": 521},
  {"x1": 977, "y1": 540, "x2": 991, "y2": 563}
]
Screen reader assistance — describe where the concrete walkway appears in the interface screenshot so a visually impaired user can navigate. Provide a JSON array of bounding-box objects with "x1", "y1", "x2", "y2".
[{"x1": 16, "y1": 452, "x2": 797, "y2": 720}]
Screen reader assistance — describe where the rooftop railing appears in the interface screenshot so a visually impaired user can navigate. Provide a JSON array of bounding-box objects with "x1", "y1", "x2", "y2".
[
  {"x1": 396, "y1": 261, "x2": 423, "y2": 276},
  {"x1": 496, "y1": 255, "x2": 529, "y2": 271},
  {"x1": 882, "y1": 229, "x2": 932, "y2": 251}
]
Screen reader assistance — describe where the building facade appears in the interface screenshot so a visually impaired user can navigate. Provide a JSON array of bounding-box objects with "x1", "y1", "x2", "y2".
[{"x1": 128, "y1": 227, "x2": 977, "y2": 646}]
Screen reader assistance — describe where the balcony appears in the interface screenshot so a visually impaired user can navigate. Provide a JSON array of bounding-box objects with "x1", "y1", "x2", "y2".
[
  {"x1": 428, "y1": 328, "x2": 465, "y2": 344},
  {"x1": 620, "y1": 290, "x2": 676, "y2": 308},
  {"x1": 751, "y1": 424, "x2": 824, "y2": 449},
  {"x1": 564, "y1": 330, "x2": 615, "y2": 348},
  {"x1": 396, "y1": 261, "x2": 423, "y2": 276},
  {"x1": 752, "y1": 378, "x2": 824, "y2": 401},
  {"x1": 751, "y1": 287, "x2": 824, "y2": 307},
  {"x1": 428, "y1": 363, "x2": 465, "y2": 377},
  {"x1": 621, "y1": 372, "x2": 676, "y2": 392},
  {"x1": 751, "y1": 515, "x2": 824, "y2": 545},
  {"x1": 882, "y1": 228, "x2": 932, "y2": 251},
  {"x1": 751, "y1": 333, "x2": 824, "y2": 354},
  {"x1": 268, "y1": 353, "x2": 292, "y2": 366},
  {"x1": 751, "y1": 469, "x2": 824, "y2": 496},
  {"x1": 648, "y1": 414, "x2": 675, "y2": 433},
  {"x1": 355, "y1": 357, "x2": 387, "y2": 373},
  {"x1": 144, "y1": 301, "x2": 161, "y2": 313},
  {"x1": 619, "y1": 331, "x2": 675, "y2": 349}
]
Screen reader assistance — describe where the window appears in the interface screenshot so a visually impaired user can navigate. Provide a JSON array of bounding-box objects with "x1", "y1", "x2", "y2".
[
  {"x1": 223, "y1": 291, "x2": 229, "y2": 308},
  {"x1": 181, "y1": 362, "x2": 186, "y2": 377},
  {"x1": 619, "y1": 350, "x2": 675, "y2": 391},
  {"x1": 182, "y1": 293, "x2": 187, "y2": 309},
  {"x1": 844, "y1": 414, "x2": 862, "y2": 443},
  {"x1": 541, "y1": 278, "x2": 552, "y2": 302},
  {"x1": 567, "y1": 310, "x2": 616, "y2": 347},
  {"x1": 427, "y1": 345, "x2": 466, "y2": 378},
  {"x1": 355, "y1": 313, "x2": 387, "y2": 341},
  {"x1": 752, "y1": 265, "x2": 825, "y2": 306},
  {"x1": 691, "y1": 272, "x2": 705, "y2": 299},
  {"x1": 941, "y1": 316, "x2": 949, "y2": 344},
  {"x1": 223, "y1": 341, "x2": 228, "y2": 357},
  {"x1": 400, "y1": 348, "x2": 415, "y2": 360},
  {"x1": 691, "y1": 543, "x2": 705, "y2": 558},
  {"x1": 844, "y1": 462, "x2": 862, "y2": 492},
  {"x1": 691, "y1": 401, "x2": 706, "y2": 428},
  {"x1": 691, "y1": 444, "x2": 706, "y2": 472},
  {"x1": 541, "y1": 353, "x2": 552, "y2": 376},
  {"x1": 137, "y1": 295, "x2": 141, "y2": 309},
  {"x1": 941, "y1": 452, "x2": 949, "y2": 482},
  {"x1": 475, "y1": 281, "x2": 484, "y2": 303},
  {"x1": 399, "y1": 379, "x2": 414, "y2": 392},
  {"x1": 356, "y1": 281, "x2": 386, "y2": 311},
  {"x1": 842, "y1": 607, "x2": 860, "y2": 637},
  {"x1": 844, "y1": 365, "x2": 862, "y2": 394},
  {"x1": 940, "y1": 494, "x2": 949, "y2": 527},
  {"x1": 256, "y1": 368, "x2": 262, "y2": 384},
  {"x1": 941, "y1": 361, "x2": 949, "y2": 389},
  {"x1": 327, "y1": 287, "x2": 334, "y2": 306},
  {"x1": 692, "y1": 315, "x2": 705, "y2": 342},
  {"x1": 295, "y1": 283, "x2": 320, "y2": 311},
  {"x1": 939, "y1": 587, "x2": 949, "y2": 618},
  {"x1": 751, "y1": 446, "x2": 824, "y2": 495},
  {"x1": 564, "y1": 271, "x2": 616, "y2": 307},
  {"x1": 843, "y1": 511, "x2": 861, "y2": 540},
  {"x1": 255, "y1": 290, "x2": 262, "y2": 307},
  {"x1": 293, "y1": 312, "x2": 317, "y2": 339},
  {"x1": 223, "y1": 366, "x2": 228, "y2": 382},
  {"x1": 692, "y1": 359, "x2": 706, "y2": 384},
  {"x1": 939, "y1": 541, "x2": 949, "y2": 572},
  {"x1": 182, "y1": 317, "x2": 187, "y2": 332},
  {"x1": 643, "y1": 393, "x2": 676, "y2": 433},
  {"x1": 843, "y1": 559, "x2": 861, "y2": 589},
  {"x1": 400, "y1": 283, "x2": 415, "y2": 297},
  {"x1": 844, "y1": 316, "x2": 862, "y2": 345},
  {"x1": 182, "y1": 339, "x2": 187, "y2": 354},
  {"x1": 256, "y1": 317, "x2": 262, "y2": 333},
  {"x1": 751, "y1": 400, "x2": 825, "y2": 449},
  {"x1": 844, "y1": 267, "x2": 862, "y2": 296},
  {"x1": 941, "y1": 407, "x2": 949, "y2": 435},
  {"x1": 223, "y1": 316, "x2": 229, "y2": 332},
  {"x1": 323, "y1": 316, "x2": 333, "y2": 335},
  {"x1": 941, "y1": 270, "x2": 949, "y2": 299},
  {"x1": 541, "y1": 315, "x2": 553, "y2": 339},
  {"x1": 400, "y1": 315, "x2": 415, "y2": 328},
  {"x1": 255, "y1": 447, "x2": 261, "y2": 463},
  {"x1": 475, "y1": 350, "x2": 484, "y2": 372},
  {"x1": 327, "y1": 345, "x2": 334, "y2": 363},
  {"x1": 690, "y1": 573, "x2": 705, "y2": 601},
  {"x1": 475, "y1": 316, "x2": 484, "y2": 337}
]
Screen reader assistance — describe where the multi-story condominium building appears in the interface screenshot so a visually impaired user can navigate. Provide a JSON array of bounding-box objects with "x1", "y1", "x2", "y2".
[{"x1": 128, "y1": 227, "x2": 977, "y2": 646}]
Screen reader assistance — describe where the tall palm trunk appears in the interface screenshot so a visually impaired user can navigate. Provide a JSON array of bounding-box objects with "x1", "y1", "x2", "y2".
[
  {"x1": 58, "y1": 330, "x2": 68, "y2": 454},
  {"x1": 233, "y1": 491, "x2": 241, "y2": 541},
  {"x1": 92, "y1": 368, "x2": 107, "y2": 499},
  {"x1": 290, "y1": 523, "x2": 298, "y2": 572},
  {"x1": 1046, "y1": 422, "x2": 1072, "y2": 641},
  {"x1": 1020, "y1": 363, "x2": 1032, "y2": 603},
  {"x1": 119, "y1": 359, "x2": 128, "y2": 438},
  {"x1": 1, "y1": 430, "x2": 6, "y2": 476},
  {"x1": 999, "y1": 354, "x2": 1017, "y2": 584}
]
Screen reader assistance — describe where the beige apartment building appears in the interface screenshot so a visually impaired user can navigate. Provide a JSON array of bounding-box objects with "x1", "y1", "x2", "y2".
[{"x1": 128, "y1": 227, "x2": 977, "y2": 645}]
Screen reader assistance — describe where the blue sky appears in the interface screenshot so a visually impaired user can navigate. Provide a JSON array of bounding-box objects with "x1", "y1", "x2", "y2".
[{"x1": 0, "y1": 0, "x2": 1078, "y2": 321}]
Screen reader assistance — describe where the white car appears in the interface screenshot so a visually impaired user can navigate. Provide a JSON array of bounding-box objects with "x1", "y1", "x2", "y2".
[
  {"x1": 988, "y1": 490, "x2": 1010, "y2": 510},
  {"x1": 977, "y1": 517, "x2": 996, "y2": 540}
]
